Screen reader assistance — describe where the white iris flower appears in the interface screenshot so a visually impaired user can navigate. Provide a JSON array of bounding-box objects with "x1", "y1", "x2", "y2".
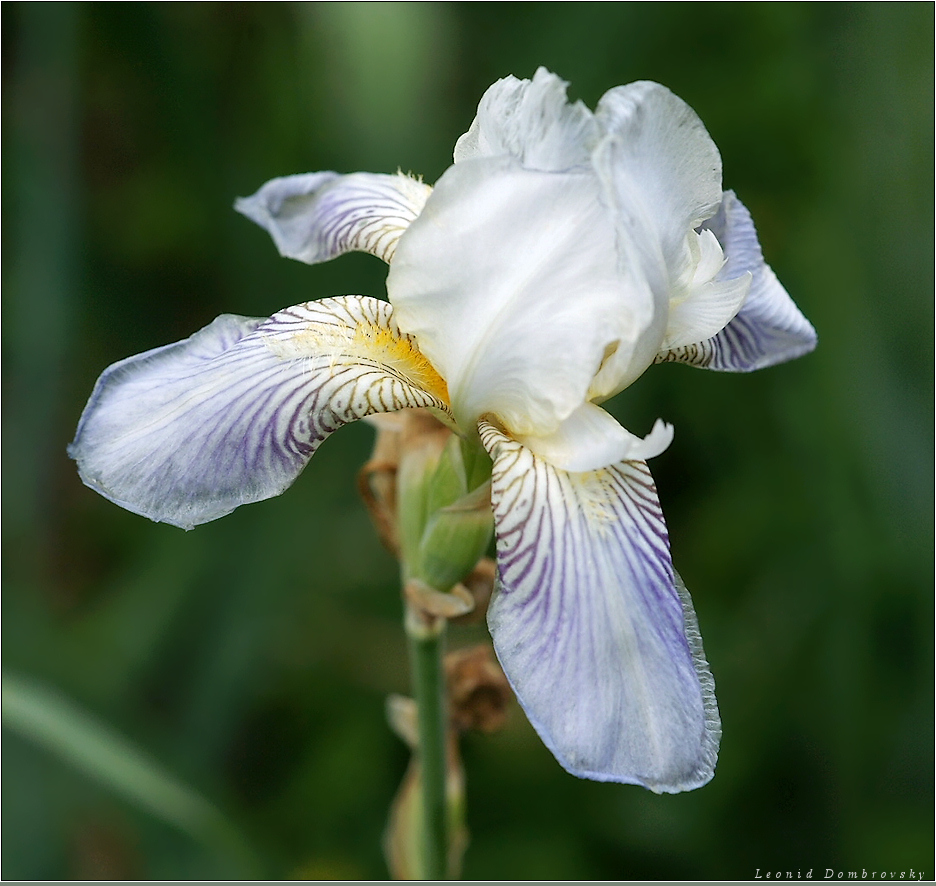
[{"x1": 69, "y1": 70, "x2": 816, "y2": 793}]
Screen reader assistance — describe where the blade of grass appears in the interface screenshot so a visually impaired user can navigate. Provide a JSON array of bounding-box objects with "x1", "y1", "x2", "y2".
[{"x1": 2, "y1": 671, "x2": 263, "y2": 878}]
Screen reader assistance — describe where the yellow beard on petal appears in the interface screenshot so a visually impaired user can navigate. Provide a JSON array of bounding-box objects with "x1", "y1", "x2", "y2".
[
  {"x1": 567, "y1": 469, "x2": 620, "y2": 534},
  {"x1": 352, "y1": 321, "x2": 451, "y2": 407},
  {"x1": 262, "y1": 300, "x2": 451, "y2": 409}
]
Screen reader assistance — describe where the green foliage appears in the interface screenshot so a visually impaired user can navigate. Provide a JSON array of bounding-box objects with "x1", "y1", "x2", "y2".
[{"x1": 2, "y1": 2, "x2": 932, "y2": 879}]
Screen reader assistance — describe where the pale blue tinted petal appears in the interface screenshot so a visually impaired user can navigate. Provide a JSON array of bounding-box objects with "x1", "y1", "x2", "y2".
[
  {"x1": 69, "y1": 296, "x2": 450, "y2": 529},
  {"x1": 235, "y1": 171, "x2": 431, "y2": 264},
  {"x1": 453, "y1": 67, "x2": 598, "y2": 170},
  {"x1": 479, "y1": 422, "x2": 720, "y2": 792},
  {"x1": 656, "y1": 191, "x2": 817, "y2": 370}
]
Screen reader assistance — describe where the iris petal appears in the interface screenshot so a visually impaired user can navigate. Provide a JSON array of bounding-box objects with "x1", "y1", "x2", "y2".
[
  {"x1": 661, "y1": 228, "x2": 752, "y2": 351},
  {"x1": 516, "y1": 402, "x2": 673, "y2": 473},
  {"x1": 479, "y1": 421, "x2": 720, "y2": 792},
  {"x1": 235, "y1": 171, "x2": 431, "y2": 264},
  {"x1": 453, "y1": 67, "x2": 598, "y2": 171},
  {"x1": 69, "y1": 296, "x2": 449, "y2": 529},
  {"x1": 656, "y1": 191, "x2": 818, "y2": 370},
  {"x1": 389, "y1": 155, "x2": 648, "y2": 439},
  {"x1": 593, "y1": 81, "x2": 723, "y2": 273},
  {"x1": 585, "y1": 81, "x2": 728, "y2": 397}
]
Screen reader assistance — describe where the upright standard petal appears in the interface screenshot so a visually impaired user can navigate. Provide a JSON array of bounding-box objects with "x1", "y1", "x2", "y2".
[
  {"x1": 655, "y1": 191, "x2": 817, "y2": 370},
  {"x1": 69, "y1": 296, "x2": 449, "y2": 529},
  {"x1": 388, "y1": 154, "x2": 654, "y2": 444},
  {"x1": 593, "y1": 81, "x2": 720, "y2": 274},
  {"x1": 585, "y1": 82, "x2": 729, "y2": 398},
  {"x1": 478, "y1": 422, "x2": 720, "y2": 792},
  {"x1": 235, "y1": 171, "x2": 432, "y2": 264},
  {"x1": 453, "y1": 67, "x2": 598, "y2": 171}
]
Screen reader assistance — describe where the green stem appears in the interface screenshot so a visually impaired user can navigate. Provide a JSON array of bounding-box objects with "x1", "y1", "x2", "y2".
[{"x1": 405, "y1": 609, "x2": 449, "y2": 880}]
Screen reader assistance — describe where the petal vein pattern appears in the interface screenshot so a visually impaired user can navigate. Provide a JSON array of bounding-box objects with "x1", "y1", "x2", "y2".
[
  {"x1": 235, "y1": 172, "x2": 432, "y2": 265},
  {"x1": 479, "y1": 422, "x2": 720, "y2": 792},
  {"x1": 655, "y1": 192, "x2": 817, "y2": 370},
  {"x1": 69, "y1": 296, "x2": 449, "y2": 529}
]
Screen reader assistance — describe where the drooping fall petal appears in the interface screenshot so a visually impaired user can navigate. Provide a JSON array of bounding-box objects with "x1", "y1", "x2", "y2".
[
  {"x1": 655, "y1": 191, "x2": 817, "y2": 370},
  {"x1": 235, "y1": 171, "x2": 432, "y2": 264},
  {"x1": 479, "y1": 422, "x2": 720, "y2": 792},
  {"x1": 69, "y1": 296, "x2": 449, "y2": 529}
]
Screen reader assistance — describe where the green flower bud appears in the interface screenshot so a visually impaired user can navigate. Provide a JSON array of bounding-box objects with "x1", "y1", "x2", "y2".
[{"x1": 397, "y1": 426, "x2": 493, "y2": 594}]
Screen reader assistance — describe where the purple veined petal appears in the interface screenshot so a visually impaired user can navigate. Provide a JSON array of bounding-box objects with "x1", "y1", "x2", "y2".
[
  {"x1": 655, "y1": 190, "x2": 818, "y2": 371},
  {"x1": 478, "y1": 421, "x2": 720, "y2": 793},
  {"x1": 69, "y1": 296, "x2": 450, "y2": 530},
  {"x1": 235, "y1": 171, "x2": 432, "y2": 265}
]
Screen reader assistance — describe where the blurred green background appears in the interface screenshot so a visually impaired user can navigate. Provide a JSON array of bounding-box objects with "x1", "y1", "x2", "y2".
[{"x1": 3, "y1": 2, "x2": 932, "y2": 880}]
